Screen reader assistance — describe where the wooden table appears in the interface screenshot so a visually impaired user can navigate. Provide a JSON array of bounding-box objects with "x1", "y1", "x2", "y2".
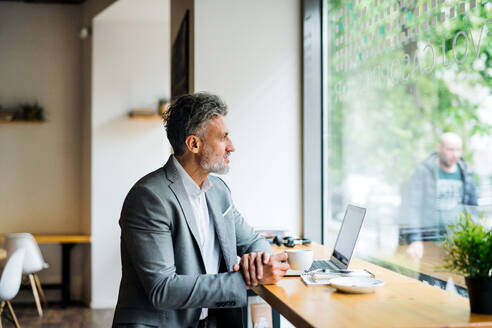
[
  {"x1": 253, "y1": 243, "x2": 492, "y2": 328},
  {"x1": 0, "y1": 234, "x2": 91, "y2": 308}
]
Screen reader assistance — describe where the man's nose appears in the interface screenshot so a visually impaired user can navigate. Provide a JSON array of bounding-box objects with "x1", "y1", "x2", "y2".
[{"x1": 227, "y1": 139, "x2": 235, "y2": 152}]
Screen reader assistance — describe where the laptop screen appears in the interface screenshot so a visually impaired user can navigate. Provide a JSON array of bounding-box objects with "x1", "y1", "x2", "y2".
[{"x1": 331, "y1": 204, "x2": 366, "y2": 268}]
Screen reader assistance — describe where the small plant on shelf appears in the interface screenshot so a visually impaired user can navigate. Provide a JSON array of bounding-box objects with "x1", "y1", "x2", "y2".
[
  {"x1": 0, "y1": 105, "x2": 15, "y2": 122},
  {"x1": 0, "y1": 102, "x2": 45, "y2": 122},
  {"x1": 158, "y1": 98, "x2": 169, "y2": 116},
  {"x1": 17, "y1": 102, "x2": 45, "y2": 121}
]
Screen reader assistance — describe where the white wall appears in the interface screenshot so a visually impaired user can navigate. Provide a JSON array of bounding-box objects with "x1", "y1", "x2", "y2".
[
  {"x1": 91, "y1": 0, "x2": 171, "y2": 308},
  {"x1": 194, "y1": 0, "x2": 301, "y2": 235},
  {"x1": 80, "y1": 0, "x2": 119, "y2": 304}
]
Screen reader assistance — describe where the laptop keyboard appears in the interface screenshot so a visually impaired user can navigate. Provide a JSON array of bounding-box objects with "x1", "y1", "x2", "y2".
[{"x1": 308, "y1": 260, "x2": 338, "y2": 271}]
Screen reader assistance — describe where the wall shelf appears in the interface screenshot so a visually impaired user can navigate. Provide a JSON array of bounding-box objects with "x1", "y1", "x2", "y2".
[
  {"x1": 0, "y1": 120, "x2": 45, "y2": 124},
  {"x1": 128, "y1": 115, "x2": 162, "y2": 121},
  {"x1": 128, "y1": 107, "x2": 162, "y2": 121}
]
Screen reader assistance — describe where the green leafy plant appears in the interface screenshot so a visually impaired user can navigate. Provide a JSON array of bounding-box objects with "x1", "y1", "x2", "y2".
[
  {"x1": 442, "y1": 214, "x2": 492, "y2": 279},
  {"x1": 19, "y1": 102, "x2": 44, "y2": 121}
]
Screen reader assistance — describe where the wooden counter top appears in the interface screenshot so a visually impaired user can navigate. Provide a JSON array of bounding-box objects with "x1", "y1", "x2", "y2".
[{"x1": 253, "y1": 243, "x2": 492, "y2": 328}]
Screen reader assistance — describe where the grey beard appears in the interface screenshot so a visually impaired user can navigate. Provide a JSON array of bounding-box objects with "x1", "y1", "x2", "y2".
[{"x1": 200, "y1": 153, "x2": 231, "y2": 174}]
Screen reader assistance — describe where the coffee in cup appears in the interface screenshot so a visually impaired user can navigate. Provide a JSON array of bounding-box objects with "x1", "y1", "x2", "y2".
[{"x1": 285, "y1": 249, "x2": 313, "y2": 271}]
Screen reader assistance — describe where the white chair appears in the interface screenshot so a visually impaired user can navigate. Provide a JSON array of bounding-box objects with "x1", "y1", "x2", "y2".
[
  {"x1": 0, "y1": 248, "x2": 25, "y2": 328},
  {"x1": 4, "y1": 233, "x2": 49, "y2": 317}
]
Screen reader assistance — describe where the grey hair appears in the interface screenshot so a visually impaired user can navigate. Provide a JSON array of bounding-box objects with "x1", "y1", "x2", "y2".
[{"x1": 164, "y1": 92, "x2": 228, "y2": 156}]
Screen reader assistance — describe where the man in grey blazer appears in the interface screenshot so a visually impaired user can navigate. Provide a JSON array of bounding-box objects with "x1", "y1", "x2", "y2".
[{"x1": 112, "y1": 93, "x2": 289, "y2": 328}]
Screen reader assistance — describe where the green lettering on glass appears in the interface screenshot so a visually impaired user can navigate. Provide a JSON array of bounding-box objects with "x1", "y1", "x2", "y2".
[{"x1": 452, "y1": 30, "x2": 469, "y2": 63}]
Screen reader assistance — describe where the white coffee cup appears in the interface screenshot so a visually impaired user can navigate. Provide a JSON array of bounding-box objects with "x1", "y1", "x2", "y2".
[{"x1": 285, "y1": 249, "x2": 313, "y2": 271}]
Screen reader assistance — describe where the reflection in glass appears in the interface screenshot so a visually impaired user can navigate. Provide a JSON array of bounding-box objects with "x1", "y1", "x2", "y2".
[
  {"x1": 399, "y1": 132, "x2": 478, "y2": 251},
  {"x1": 322, "y1": 0, "x2": 492, "y2": 292}
]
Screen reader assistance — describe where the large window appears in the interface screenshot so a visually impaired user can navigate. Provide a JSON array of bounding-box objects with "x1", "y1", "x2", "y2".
[{"x1": 322, "y1": 0, "x2": 492, "y2": 293}]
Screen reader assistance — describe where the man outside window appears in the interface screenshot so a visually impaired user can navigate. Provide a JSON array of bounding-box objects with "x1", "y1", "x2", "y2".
[
  {"x1": 399, "y1": 132, "x2": 478, "y2": 260},
  {"x1": 112, "y1": 93, "x2": 289, "y2": 328}
]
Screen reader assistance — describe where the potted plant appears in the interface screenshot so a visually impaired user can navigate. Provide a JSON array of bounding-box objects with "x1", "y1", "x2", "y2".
[
  {"x1": 0, "y1": 106, "x2": 15, "y2": 122},
  {"x1": 157, "y1": 98, "x2": 169, "y2": 116},
  {"x1": 442, "y1": 214, "x2": 492, "y2": 314},
  {"x1": 19, "y1": 102, "x2": 45, "y2": 121}
]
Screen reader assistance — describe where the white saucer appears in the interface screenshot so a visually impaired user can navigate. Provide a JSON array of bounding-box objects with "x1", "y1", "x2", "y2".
[
  {"x1": 329, "y1": 277, "x2": 384, "y2": 294},
  {"x1": 285, "y1": 269, "x2": 306, "y2": 276}
]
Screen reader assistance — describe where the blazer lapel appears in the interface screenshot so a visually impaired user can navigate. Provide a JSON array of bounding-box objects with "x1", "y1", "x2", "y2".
[
  {"x1": 206, "y1": 190, "x2": 235, "y2": 271},
  {"x1": 164, "y1": 157, "x2": 206, "y2": 271}
]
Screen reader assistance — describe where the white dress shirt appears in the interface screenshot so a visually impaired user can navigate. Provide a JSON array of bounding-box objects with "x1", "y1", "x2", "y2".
[{"x1": 172, "y1": 156, "x2": 221, "y2": 320}]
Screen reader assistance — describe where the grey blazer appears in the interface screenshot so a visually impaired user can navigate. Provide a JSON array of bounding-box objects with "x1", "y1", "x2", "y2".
[{"x1": 112, "y1": 156, "x2": 271, "y2": 328}]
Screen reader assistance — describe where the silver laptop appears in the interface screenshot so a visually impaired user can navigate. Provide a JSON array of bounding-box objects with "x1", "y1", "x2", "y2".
[{"x1": 308, "y1": 204, "x2": 366, "y2": 272}]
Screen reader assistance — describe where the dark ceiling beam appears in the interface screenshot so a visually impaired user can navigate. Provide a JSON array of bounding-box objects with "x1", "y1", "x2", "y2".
[{"x1": 0, "y1": 0, "x2": 86, "y2": 4}]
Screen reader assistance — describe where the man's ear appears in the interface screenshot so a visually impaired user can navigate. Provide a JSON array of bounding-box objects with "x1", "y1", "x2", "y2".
[
  {"x1": 185, "y1": 135, "x2": 202, "y2": 154},
  {"x1": 436, "y1": 142, "x2": 442, "y2": 154}
]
